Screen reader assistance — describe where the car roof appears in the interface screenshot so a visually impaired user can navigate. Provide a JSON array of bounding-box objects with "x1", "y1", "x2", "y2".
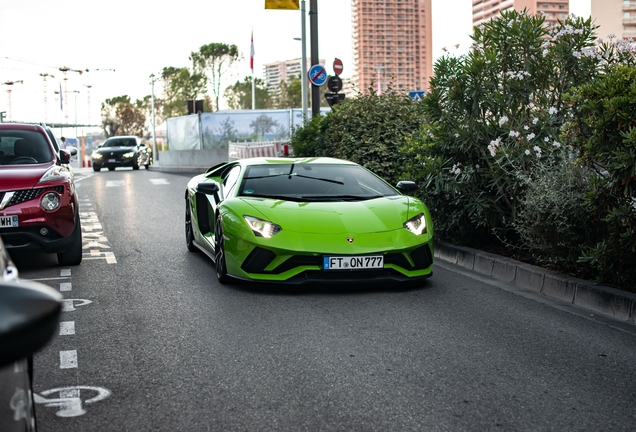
[{"x1": 0, "y1": 123, "x2": 47, "y2": 132}]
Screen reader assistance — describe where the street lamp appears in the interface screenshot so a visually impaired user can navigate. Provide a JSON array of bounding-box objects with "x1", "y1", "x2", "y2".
[
  {"x1": 149, "y1": 74, "x2": 158, "y2": 161},
  {"x1": 294, "y1": 0, "x2": 308, "y2": 124}
]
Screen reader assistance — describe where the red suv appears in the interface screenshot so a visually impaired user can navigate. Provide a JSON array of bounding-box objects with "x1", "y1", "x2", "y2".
[{"x1": 0, "y1": 123, "x2": 82, "y2": 265}]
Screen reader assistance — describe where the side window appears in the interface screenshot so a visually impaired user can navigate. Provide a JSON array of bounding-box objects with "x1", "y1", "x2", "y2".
[{"x1": 222, "y1": 166, "x2": 242, "y2": 198}]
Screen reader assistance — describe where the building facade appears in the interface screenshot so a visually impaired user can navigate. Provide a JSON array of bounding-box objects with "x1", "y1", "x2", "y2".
[
  {"x1": 351, "y1": 0, "x2": 433, "y2": 94},
  {"x1": 591, "y1": 0, "x2": 636, "y2": 40},
  {"x1": 472, "y1": 0, "x2": 569, "y2": 27},
  {"x1": 262, "y1": 58, "x2": 323, "y2": 99}
]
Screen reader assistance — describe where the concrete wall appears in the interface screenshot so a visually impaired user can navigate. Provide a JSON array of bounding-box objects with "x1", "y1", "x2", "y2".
[{"x1": 156, "y1": 148, "x2": 228, "y2": 172}]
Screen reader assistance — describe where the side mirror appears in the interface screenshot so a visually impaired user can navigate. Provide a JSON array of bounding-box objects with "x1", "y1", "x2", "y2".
[
  {"x1": 0, "y1": 280, "x2": 62, "y2": 367},
  {"x1": 396, "y1": 181, "x2": 418, "y2": 194},
  {"x1": 59, "y1": 149, "x2": 71, "y2": 164},
  {"x1": 197, "y1": 182, "x2": 220, "y2": 195},
  {"x1": 65, "y1": 146, "x2": 78, "y2": 156}
]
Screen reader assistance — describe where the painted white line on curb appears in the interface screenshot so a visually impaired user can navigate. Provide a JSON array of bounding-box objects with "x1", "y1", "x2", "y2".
[
  {"x1": 60, "y1": 350, "x2": 78, "y2": 369},
  {"x1": 60, "y1": 282, "x2": 72, "y2": 292},
  {"x1": 59, "y1": 322, "x2": 75, "y2": 336}
]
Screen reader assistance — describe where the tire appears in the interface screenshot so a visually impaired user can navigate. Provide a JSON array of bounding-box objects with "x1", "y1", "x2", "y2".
[
  {"x1": 57, "y1": 219, "x2": 82, "y2": 266},
  {"x1": 185, "y1": 199, "x2": 198, "y2": 252},
  {"x1": 108, "y1": 166, "x2": 115, "y2": 171},
  {"x1": 214, "y1": 213, "x2": 230, "y2": 284},
  {"x1": 93, "y1": 164, "x2": 101, "y2": 172},
  {"x1": 132, "y1": 155, "x2": 140, "y2": 170}
]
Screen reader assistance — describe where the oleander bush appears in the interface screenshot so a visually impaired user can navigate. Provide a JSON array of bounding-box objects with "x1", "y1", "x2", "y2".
[{"x1": 563, "y1": 64, "x2": 636, "y2": 289}]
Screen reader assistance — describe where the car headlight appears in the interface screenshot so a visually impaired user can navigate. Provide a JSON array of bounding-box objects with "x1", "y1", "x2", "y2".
[
  {"x1": 91, "y1": 152, "x2": 103, "y2": 159},
  {"x1": 40, "y1": 192, "x2": 61, "y2": 211},
  {"x1": 38, "y1": 166, "x2": 70, "y2": 183},
  {"x1": 244, "y1": 216, "x2": 282, "y2": 238},
  {"x1": 404, "y1": 213, "x2": 427, "y2": 235},
  {"x1": 123, "y1": 152, "x2": 135, "y2": 158}
]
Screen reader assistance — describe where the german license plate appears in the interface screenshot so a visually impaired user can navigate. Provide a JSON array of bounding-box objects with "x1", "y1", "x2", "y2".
[
  {"x1": 323, "y1": 255, "x2": 384, "y2": 270},
  {"x1": 108, "y1": 159, "x2": 116, "y2": 163},
  {"x1": 0, "y1": 215, "x2": 18, "y2": 228}
]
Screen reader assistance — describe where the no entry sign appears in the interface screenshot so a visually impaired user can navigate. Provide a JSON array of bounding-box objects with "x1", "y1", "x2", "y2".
[{"x1": 333, "y1": 58, "x2": 343, "y2": 76}]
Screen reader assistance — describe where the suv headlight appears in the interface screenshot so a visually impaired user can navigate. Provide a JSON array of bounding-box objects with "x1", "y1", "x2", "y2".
[
  {"x1": 123, "y1": 152, "x2": 135, "y2": 158},
  {"x1": 92, "y1": 152, "x2": 103, "y2": 159},
  {"x1": 244, "y1": 216, "x2": 282, "y2": 238},
  {"x1": 38, "y1": 166, "x2": 69, "y2": 184},
  {"x1": 40, "y1": 192, "x2": 61, "y2": 211},
  {"x1": 404, "y1": 213, "x2": 427, "y2": 235}
]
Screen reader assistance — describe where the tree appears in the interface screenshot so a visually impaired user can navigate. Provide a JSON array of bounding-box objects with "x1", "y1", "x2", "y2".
[
  {"x1": 224, "y1": 76, "x2": 272, "y2": 109},
  {"x1": 250, "y1": 114, "x2": 279, "y2": 138},
  {"x1": 161, "y1": 66, "x2": 208, "y2": 118},
  {"x1": 101, "y1": 95, "x2": 146, "y2": 138},
  {"x1": 190, "y1": 43, "x2": 241, "y2": 111},
  {"x1": 277, "y1": 77, "x2": 302, "y2": 108}
]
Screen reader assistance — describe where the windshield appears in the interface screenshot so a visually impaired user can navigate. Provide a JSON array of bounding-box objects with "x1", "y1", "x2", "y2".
[
  {"x1": 0, "y1": 130, "x2": 54, "y2": 165},
  {"x1": 238, "y1": 163, "x2": 399, "y2": 201},
  {"x1": 102, "y1": 137, "x2": 137, "y2": 147}
]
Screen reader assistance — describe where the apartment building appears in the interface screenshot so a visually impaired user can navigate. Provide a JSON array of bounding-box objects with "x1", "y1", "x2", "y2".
[
  {"x1": 592, "y1": 0, "x2": 636, "y2": 40},
  {"x1": 262, "y1": 58, "x2": 324, "y2": 99},
  {"x1": 473, "y1": 0, "x2": 569, "y2": 26},
  {"x1": 351, "y1": 0, "x2": 433, "y2": 94}
]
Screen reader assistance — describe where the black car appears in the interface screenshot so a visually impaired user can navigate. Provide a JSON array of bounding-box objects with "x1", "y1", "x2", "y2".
[
  {"x1": 91, "y1": 136, "x2": 152, "y2": 171},
  {"x1": 0, "y1": 236, "x2": 62, "y2": 432}
]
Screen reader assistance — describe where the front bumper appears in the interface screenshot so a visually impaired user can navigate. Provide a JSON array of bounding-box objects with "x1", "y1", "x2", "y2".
[
  {"x1": 228, "y1": 241, "x2": 434, "y2": 284},
  {"x1": 0, "y1": 185, "x2": 78, "y2": 253}
]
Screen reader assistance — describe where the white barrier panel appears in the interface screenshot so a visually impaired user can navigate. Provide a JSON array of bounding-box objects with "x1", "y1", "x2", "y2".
[{"x1": 228, "y1": 141, "x2": 290, "y2": 161}]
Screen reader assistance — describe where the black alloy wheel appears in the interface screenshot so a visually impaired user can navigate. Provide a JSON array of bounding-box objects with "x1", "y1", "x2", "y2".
[{"x1": 214, "y1": 213, "x2": 230, "y2": 284}]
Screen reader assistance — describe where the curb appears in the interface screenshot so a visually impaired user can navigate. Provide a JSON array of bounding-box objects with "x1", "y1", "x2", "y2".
[
  {"x1": 148, "y1": 165, "x2": 209, "y2": 173},
  {"x1": 434, "y1": 241, "x2": 636, "y2": 323}
]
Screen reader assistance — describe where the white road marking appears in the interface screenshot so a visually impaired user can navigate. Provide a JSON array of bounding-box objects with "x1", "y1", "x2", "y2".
[
  {"x1": 150, "y1": 178, "x2": 170, "y2": 185},
  {"x1": 30, "y1": 277, "x2": 70, "y2": 281},
  {"x1": 62, "y1": 299, "x2": 93, "y2": 312},
  {"x1": 34, "y1": 386, "x2": 111, "y2": 417},
  {"x1": 60, "y1": 282, "x2": 72, "y2": 292},
  {"x1": 59, "y1": 321, "x2": 75, "y2": 335},
  {"x1": 105, "y1": 180, "x2": 125, "y2": 187},
  {"x1": 60, "y1": 350, "x2": 78, "y2": 369},
  {"x1": 60, "y1": 269, "x2": 71, "y2": 277},
  {"x1": 83, "y1": 250, "x2": 117, "y2": 264}
]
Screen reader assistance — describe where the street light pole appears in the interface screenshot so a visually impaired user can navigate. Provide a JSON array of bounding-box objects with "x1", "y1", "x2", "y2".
[
  {"x1": 300, "y1": 0, "x2": 308, "y2": 123},
  {"x1": 150, "y1": 74, "x2": 158, "y2": 161}
]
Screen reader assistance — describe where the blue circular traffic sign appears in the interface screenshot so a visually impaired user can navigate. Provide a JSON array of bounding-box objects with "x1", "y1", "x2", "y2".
[{"x1": 308, "y1": 64, "x2": 327, "y2": 86}]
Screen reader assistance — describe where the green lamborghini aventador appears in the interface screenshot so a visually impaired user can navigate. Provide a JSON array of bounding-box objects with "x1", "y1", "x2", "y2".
[{"x1": 185, "y1": 157, "x2": 434, "y2": 284}]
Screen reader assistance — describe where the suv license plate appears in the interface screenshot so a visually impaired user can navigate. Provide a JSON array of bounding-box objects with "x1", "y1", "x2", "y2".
[
  {"x1": 323, "y1": 255, "x2": 383, "y2": 270},
  {"x1": 0, "y1": 215, "x2": 19, "y2": 228}
]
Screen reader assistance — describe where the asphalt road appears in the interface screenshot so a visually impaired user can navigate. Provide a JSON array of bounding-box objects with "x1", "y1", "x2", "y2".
[{"x1": 11, "y1": 167, "x2": 636, "y2": 431}]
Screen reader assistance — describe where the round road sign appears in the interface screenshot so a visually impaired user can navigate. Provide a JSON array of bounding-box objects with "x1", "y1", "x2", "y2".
[
  {"x1": 333, "y1": 58, "x2": 343, "y2": 76},
  {"x1": 308, "y1": 64, "x2": 327, "y2": 86}
]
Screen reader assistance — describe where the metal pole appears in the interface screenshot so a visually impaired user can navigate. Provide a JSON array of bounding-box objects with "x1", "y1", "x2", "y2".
[
  {"x1": 301, "y1": 0, "x2": 308, "y2": 123},
  {"x1": 150, "y1": 74, "x2": 158, "y2": 161},
  {"x1": 309, "y1": 0, "x2": 319, "y2": 117}
]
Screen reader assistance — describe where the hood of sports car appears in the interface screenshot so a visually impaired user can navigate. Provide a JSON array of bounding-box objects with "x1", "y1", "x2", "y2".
[
  {"x1": 241, "y1": 196, "x2": 413, "y2": 234},
  {"x1": 95, "y1": 146, "x2": 135, "y2": 155},
  {"x1": 0, "y1": 164, "x2": 53, "y2": 192}
]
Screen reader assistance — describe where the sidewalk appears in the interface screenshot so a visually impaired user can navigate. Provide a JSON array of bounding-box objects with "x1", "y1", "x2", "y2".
[{"x1": 434, "y1": 241, "x2": 636, "y2": 323}]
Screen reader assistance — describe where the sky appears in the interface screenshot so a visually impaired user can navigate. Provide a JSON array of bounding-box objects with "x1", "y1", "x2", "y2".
[{"x1": 0, "y1": 0, "x2": 591, "y2": 136}]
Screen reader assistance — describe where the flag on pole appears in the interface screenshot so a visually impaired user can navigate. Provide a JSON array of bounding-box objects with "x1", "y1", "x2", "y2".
[
  {"x1": 59, "y1": 82, "x2": 63, "y2": 110},
  {"x1": 250, "y1": 30, "x2": 255, "y2": 71}
]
